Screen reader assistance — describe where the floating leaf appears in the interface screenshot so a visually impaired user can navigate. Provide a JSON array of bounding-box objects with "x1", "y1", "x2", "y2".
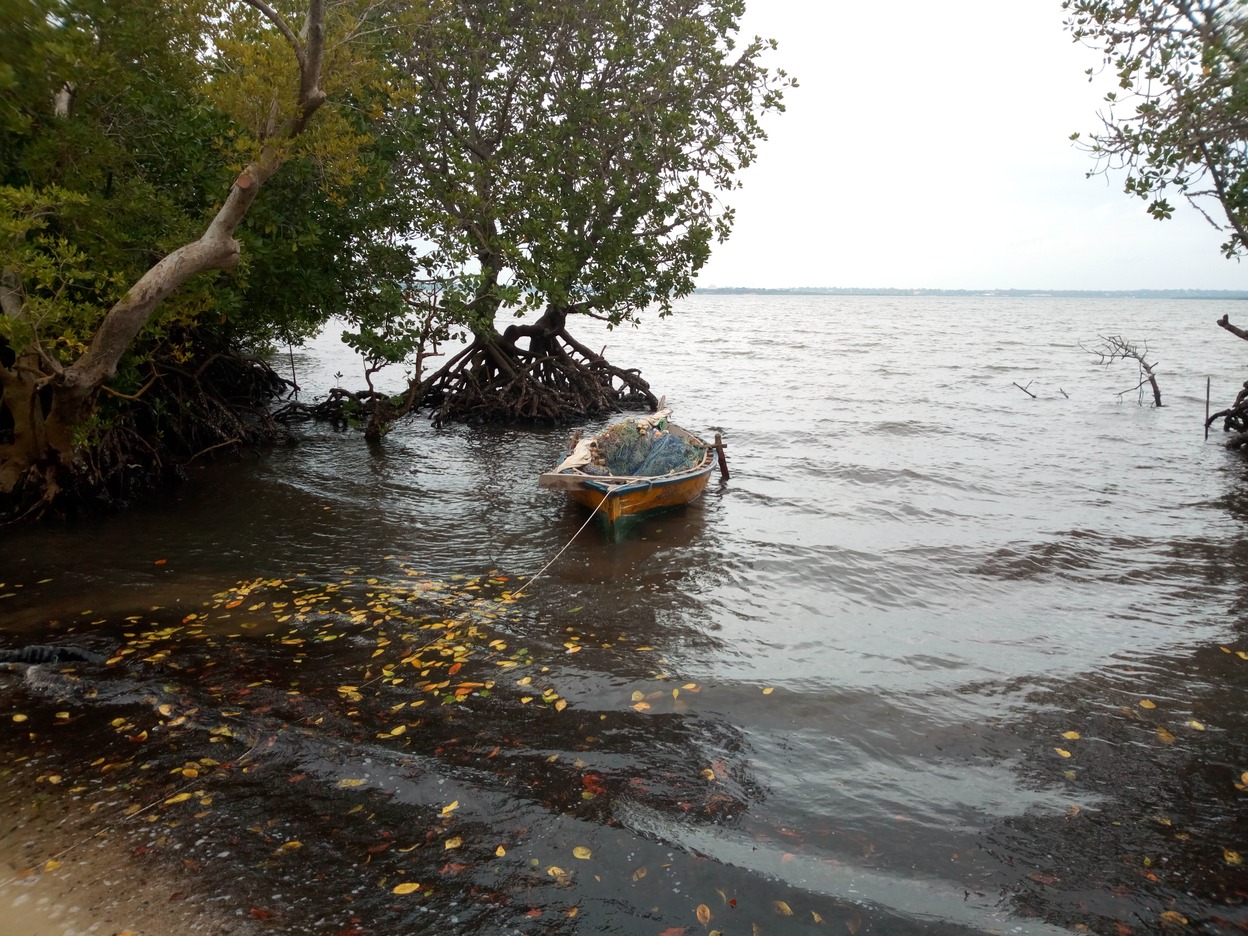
[
  {"x1": 762, "y1": 687, "x2": 774, "y2": 695},
  {"x1": 164, "y1": 792, "x2": 193, "y2": 804},
  {"x1": 1156, "y1": 727, "x2": 1177, "y2": 744},
  {"x1": 1186, "y1": 720, "x2": 1206, "y2": 731},
  {"x1": 444, "y1": 836, "x2": 462, "y2": 850},
  {"x1": 632, "y1": 702, "x2": 651, "y2": 712},
  {"x1": 546, "y1": 865, "x2": 566, "y2": 876},
  {"x1": 279, "y1": 841, "x2": 302, "y2": 850},
  {"x1": 1061, "y1": 731, "x2": 1081, "y2": 740},
  {"x1": 573, "y1": 846, "x2": 592, "y2": 860},
  {"x1": 774, "y1": 900, "x2": 793, "y2": 916},
  {"x1": 495, "y1": 845, "x2": 506, "y2": 857},
  {"x1": 1226, "y1": 849, "x2": 1243, "y2": 866},
  {"x1": 701, "y1": 769, "x2": 716, "y2": 781},
  {"x1": 1055, "y1": 748, "x2": 1072, "y2": 758},
  {"x1": 555, "y1": 699, "x2": 568, "y2": 712},
  {"x1": 43, "y1": 859, "x2": 61, "y2": 872},
  {"x1": 696, "y1": 903, "x2": 712, "y2": 925},
  {"x1": 337, "y1": 778, "x2": 368, "y2": 789},
  {"x1": 11, "y1": 714, "x2": 27, "y2": 723},
  {"x1": 392, "y1": 882, "x2": 421, "y2": 895},
  {"x1": 812, "y1": 910, "x2": 824, "y2": 923},
  {"x1": 1160, "y1": 910, "x2": 1188, "y2": 925},
  {"x1": 1139, "y1": 699, "x2": 1156, "y2": 710},
  {"x1": 441, "y1": 800, "x2": 459, "y2": 816},
  {"x1": 632, "y1": 867, "x2": 647, "y2": 881},
  {"x1": 631, "y1": 691, "x2": 645, "y2": 702}
]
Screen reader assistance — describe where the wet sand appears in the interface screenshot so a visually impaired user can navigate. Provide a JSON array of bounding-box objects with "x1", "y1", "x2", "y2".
[{"x1": 0, "y1": 790, "x2": 257, "y2": 936}]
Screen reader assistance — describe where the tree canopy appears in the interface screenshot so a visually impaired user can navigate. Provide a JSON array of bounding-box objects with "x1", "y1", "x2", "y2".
[
  {"x1": 0, "y1": 0, "x2": 414, "y2": 517},
  {"x1": 387, "y1": 0, "x2": 791, "y2": 424},
  {"x1": 1064, "y1": 0, "x2": 1248, "y2": 258}
]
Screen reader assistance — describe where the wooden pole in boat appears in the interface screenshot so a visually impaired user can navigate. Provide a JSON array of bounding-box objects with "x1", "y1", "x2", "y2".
[{"x1": 713, "y1": 433, "x2": 730, "y2": 480}]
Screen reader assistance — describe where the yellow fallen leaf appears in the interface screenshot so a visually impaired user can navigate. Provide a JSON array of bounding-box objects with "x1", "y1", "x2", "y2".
[
  {"x1": 392, "y1": 882, "x2": 421, "y2": 894},
  {"x1": 812, "y1": 910, "x2": 824, "y2": 923},
  {"x1": 1055, "y1": 748, "x2": 1072, "y2": 758},
  {"x1": 337, "y1": 778, "x2": 368, "y2": 788},
  {"x1": 279, "y1": 841, "x2": 302, "y2": 850},
  {"x1": 11, "y1": 714, "x2": 27, "y2": 723},
  {"x1": 701, "y1": 769, "x2": 717, "y2": 781},
  {"x1": 441, "y1": 800, "x2": 459, "y2": 816},
  {"x1": 672, "y1": 688, "x2": 680, "y2": 699},
  {"x1": 555, "y1": 699, "x2": 568, "y2": 712},
  {"x1": 1226, "y1": 849, "x2": 1243, "y2": 866},
  {"x1": 1160, "y1": 910, "x2": 1188, "y2": 925},
  {"x1": 43, "y1": 859, "x2": 61, "y2": 872},
  {"x1": 1186, "y1": 719, "x2": 1206, "y2": 731},
  {"x1": 495, "y1": 845, "x2": 506, "y2": 857},
  {"x1": 547, "y1": 865, "x2": 566, "y2": 876},
  {"x1": 632, "y1": 701, "x2": 651, "y2": 712},
  {"x1": 774, "y1": 899, "x2": 793, "y2": 916},
  {"x1": 632, "y1": 867, "x2": 647, "y2": 881},
  {"x1": 573, "y1": 846, "x2": 592, "y2": 860},
  {"x1": 1061, "y1": 731, "x2": 1081, "y2": 740},
  {"x1": 164, "y1": 792, "x2": 193, "y2": 804},
  {"x1": 389, "y1": 725, "x2": 406, "y2": 736},
  {"x1": 158, "y1": 704, "x2": 174, "y2": 717},
  {"x1": 762, "y1": 687, "x2": 774, "y2": 695},
  {"x1": 1139, "y1": 699, "x2": 1156, "y2": 710},
  {"x1": 696, "y1": 903, "x2": 712, "y2": 925},
  {"x1": 444, "y1": 836, "x2": 462, "y2": 850},
  {"x1": 1156, "y1": 727, "x2": 1176, "y2": 744},
  {"x1": 631, "y1": 691, "x2": 645, "y2": 702}
]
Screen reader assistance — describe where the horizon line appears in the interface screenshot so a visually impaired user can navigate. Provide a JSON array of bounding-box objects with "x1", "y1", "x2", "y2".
[{"x1": 694, "y1": 286, "x2": 1248, "y2": 298}]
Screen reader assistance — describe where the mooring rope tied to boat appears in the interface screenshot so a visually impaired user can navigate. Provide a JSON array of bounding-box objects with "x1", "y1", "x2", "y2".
[{"x1": 511, "y1": 489, "x2": 611, "y2": 600}]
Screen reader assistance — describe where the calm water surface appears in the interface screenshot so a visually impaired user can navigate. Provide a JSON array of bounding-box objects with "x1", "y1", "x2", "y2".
[{"x1": 2, "y1": 295, "x2": 1247, "y2": 935}]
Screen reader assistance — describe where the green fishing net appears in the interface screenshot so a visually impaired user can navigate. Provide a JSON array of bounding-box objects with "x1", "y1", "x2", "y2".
[{"x1": 594, "y1": 421, "x2": 702, "y2": 476}]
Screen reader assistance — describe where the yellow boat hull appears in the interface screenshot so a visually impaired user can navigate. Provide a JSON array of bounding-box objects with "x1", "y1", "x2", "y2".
[{"x1": 565, "y1": 462, "x2": 714, "y2": 525}]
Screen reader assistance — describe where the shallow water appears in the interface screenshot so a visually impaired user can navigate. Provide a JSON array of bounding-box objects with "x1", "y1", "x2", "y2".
[{"x1": 2, "y1": 294, "x2": 1247, "y2": 935}]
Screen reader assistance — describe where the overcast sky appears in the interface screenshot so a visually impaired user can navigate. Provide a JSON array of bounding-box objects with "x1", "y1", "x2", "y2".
[{"x1": 697, "y1": 0, "x2": 1247, "y2": 291}]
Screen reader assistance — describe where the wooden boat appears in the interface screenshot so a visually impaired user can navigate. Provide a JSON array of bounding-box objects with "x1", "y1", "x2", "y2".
[{"x1": 538, "y1": 411, "x2": 728, "y2": 527}]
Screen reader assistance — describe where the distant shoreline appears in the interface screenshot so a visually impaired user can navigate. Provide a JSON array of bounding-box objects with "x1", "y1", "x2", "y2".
[{"x1": 694, "y1": 286, "x2": 1248, "y2": 300}]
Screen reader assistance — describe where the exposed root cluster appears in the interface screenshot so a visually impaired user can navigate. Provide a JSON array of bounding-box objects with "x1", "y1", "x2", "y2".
[
  {"x1": 419, "y1": 328, "x2": 656, "y2": 426},
  {"x1": 1207, "y1": 380, "x2": 1248, "y2": 449}
]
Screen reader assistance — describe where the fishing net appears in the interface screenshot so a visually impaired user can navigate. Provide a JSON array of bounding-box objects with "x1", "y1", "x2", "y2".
[{"x1": 595, "y1": 421, "x2": 702, "y2": 476}]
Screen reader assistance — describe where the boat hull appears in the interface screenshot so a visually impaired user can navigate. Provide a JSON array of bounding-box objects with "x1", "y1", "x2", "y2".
[{"x1": 566, "y1": 461, "x2": 715, "y2": 525}]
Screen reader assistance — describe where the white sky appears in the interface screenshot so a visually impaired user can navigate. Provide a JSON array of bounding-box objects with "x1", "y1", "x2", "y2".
[{"x1": 698, "y1": 0, "x2": 1248, "y2": 291}]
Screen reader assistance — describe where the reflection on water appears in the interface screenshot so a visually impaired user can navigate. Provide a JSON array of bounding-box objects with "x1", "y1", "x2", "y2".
[{"x1": 3, "y1": 295, "x2": 1248, "y2": 934}]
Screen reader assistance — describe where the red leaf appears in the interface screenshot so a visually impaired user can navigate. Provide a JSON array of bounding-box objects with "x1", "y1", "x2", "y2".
[
  {"x1": 249, "y1": 908, "x2": 275, "y2": 921},
  {"x1": 658, "y1": 928, "x2": 688, "y2": 936}
]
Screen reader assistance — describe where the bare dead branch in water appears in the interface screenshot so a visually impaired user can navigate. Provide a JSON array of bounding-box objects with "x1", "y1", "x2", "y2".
[
  {"x1": 1013, "y1": 381, "x2": 1037, "y2": 398},
  {"x1": 1217, "y1": 314, "x2": 1248, "y2": 342},
  {"x1": 1081, "y1": 335, "x2": 1163, "y2": 407}
]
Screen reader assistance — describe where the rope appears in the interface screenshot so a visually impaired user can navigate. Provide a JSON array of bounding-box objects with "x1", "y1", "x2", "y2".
[{"x1": 510, "y1": 490, "x2": 610, "y2": 600}]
